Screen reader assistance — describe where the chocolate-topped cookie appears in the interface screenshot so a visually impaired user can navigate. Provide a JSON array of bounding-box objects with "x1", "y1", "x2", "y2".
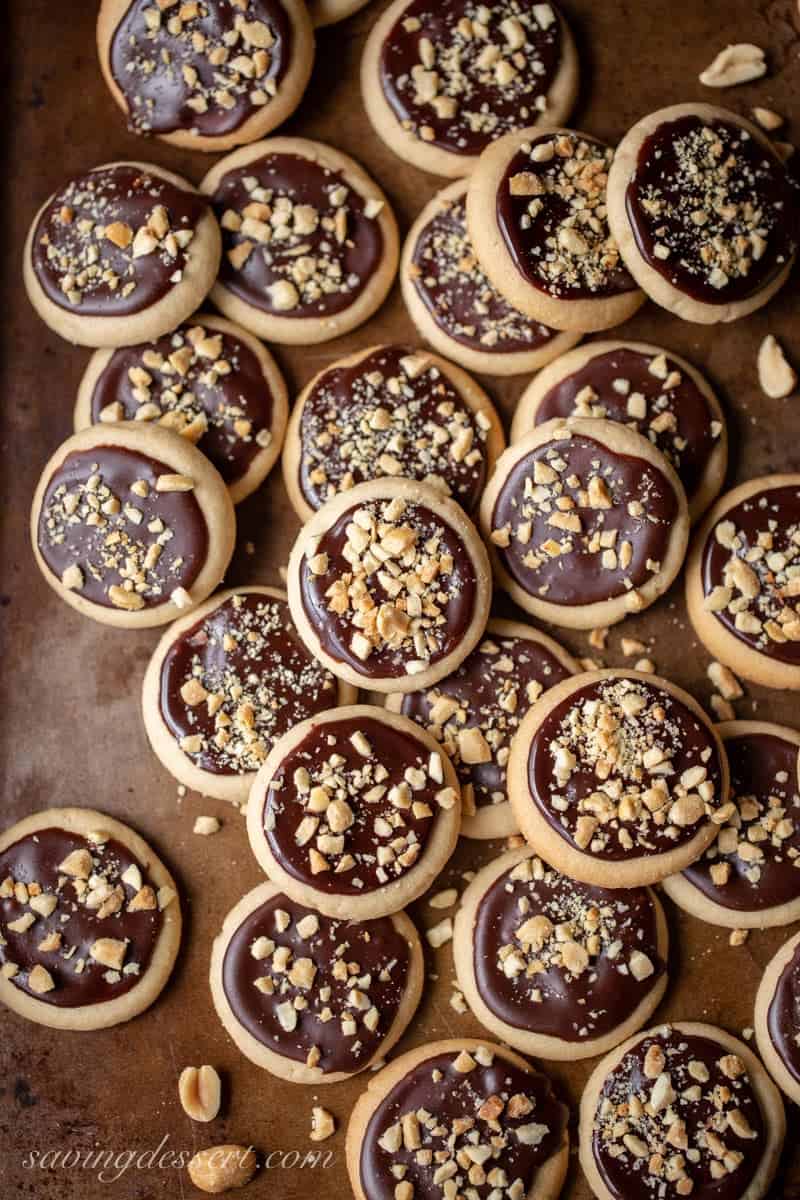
[
  {"x1": 287, "y1": 477, "x2": 492, "y2": 693},
  {"x1": 24, "y1": 162, "x2": 221, "y2": 347},
  {"x1": 0, "y1": 808, "x2": 181, "y2": 1031},
  {"x1": 246, "y1": 704, "x2": 461, "y2": 919},
  {"x1": 507, "y1": 669, "x2": 729, "y2": 887},
  {"x1": 686, "y1": 474, "x2": 800, "y2": 691},
  {"x1": 386, "y1": 619, "x2": 578, "y2": 839},
  {"x1": 467, "y1": 128, "x2": 644, "y2": 332},
  {"x1": 282, "y1": 345, "x2": 505, "y2": 523},
  {"x1": 200, "y1": 137, "x2": 399, "y2": 343},
  {"x1": 347, "y1": 1039, "x2": 570, "y2": 1200},
  {"x1": 663, "y1": 721, "x2": 800, "y2": 929},
  {"x1": 75, "y1": 313, "x2": 288, "y2": 505},
  {"x1": 580, "y1": 1022, "x2": 785, "y2": 1200},
  {"x1": 142, "y1": 586, "x2": 356, "y2": 806},
  {"x1": 31, "y1": 424, "x2": 235, "y2": 629},
  {"x1": 480, "y1": 417, "x2": 689, "y2": 630},
  {"x1": 511, "y1": 341, "x2": 727, "y2": 522},
  {"x1": 402, "y1": 181, "x2": 581, "y2": 376},
  {"x1": 362, "y1": 0, "x2": 578, "y2": 178},
  {"x1": 97, "y1": 0, "x2": 314, "y2": 153},
  {"x1": 755, "y1": 928, "x2": 800, "y2": 1106},
  {"x1": 608, "y1": 103, "x2": 799, "y2": 323},
  {"x1": 454, "y1": 847, "x2": 669, "y2": 1059},
  {"x1": 210, "y1": 881, "x2": 423, "y2": 1082}
]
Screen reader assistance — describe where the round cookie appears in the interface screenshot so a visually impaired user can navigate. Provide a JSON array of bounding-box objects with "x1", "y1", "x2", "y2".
[
  {"x1": 282, "y1": 344, "x2": 505, "y2": 523},
  {"x1": 507, "y1": 669, "x2": 730, "y2": 888},
  {"x1": 510, "y1": 340, "x2": 727, "y2": 522},
  {"x1": 454, "y1": 847, "x2": 668, "y2": 1059},
  {"x1": 386, "y1": 619, "x2": 578, "y2": 839},
  {"x1": 246, "y1": 704, "x2": 461, "y2": 919},
  {"x1": 97, "y1": 0, "x2": 314, "y2": 153},
  {"x1": 663, "y1": 721, "x2": 800, "y2": 930},
  {"x1": 479, "y1": 417, "x2": 690, "y2": 630},
  {"x1": 607, "y1": 102, "x2": 799, "y2": 324},
  {"x1": 401, "y1": 181, "x2": 581, "y2": 376},
  {"x1": 579, "y1": 1021, "x2": 786, "y2": 1200},
  {"x1": 309, "y1": 0, "x2": 371, "y2": 26},
  {"x1": 142, "y1": 586, "x2": 357, "y2": 806},
  {"x1": 0, "y1": 807, "x2": 181, "y2": 1031},
  {"x1": 24, "y1": 162, "x2": 221, "y2": 348},
  {"x1": 31, "y1": 423, "x2": 236, "y2": 629},
  {"x1": 686, "y1": 474, "x2": 800, "y2": 691},
  {"x1": 347, "y1": 1038, "x2": 569, "y2": 1200},
  {"x1": 754, "y1": 929, "x2": 800, "y2": 1106},
  {"x1": 287, "y1": 477, "x2": 492, "y2": 694},
  {"x1": 74, "y1": 313, "x2": 288, "y2": 505},
  {"x1": 200, "y1": 137, "x2": 399, "y2": 344},
  {"x1": 361, "y1": 0, "x2": 578, "y2": 179},
  {"x1": 210, "y1": 881, "x2": 423, "y2": 1082},
  {"x1": 466, "y1": 128, "x2": 644, "y2": 332}
]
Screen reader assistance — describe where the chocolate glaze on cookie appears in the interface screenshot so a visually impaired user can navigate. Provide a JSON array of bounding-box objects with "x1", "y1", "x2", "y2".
[
  {"x1": 767, "y1": 940, "x2": 800, "y2": 1086},
  {"x1": 31, "y1": 165, "x2": 208, "y2": 317},
  {"x1": 0, "y1": 829, "x2": 165, "y2": 1008}
]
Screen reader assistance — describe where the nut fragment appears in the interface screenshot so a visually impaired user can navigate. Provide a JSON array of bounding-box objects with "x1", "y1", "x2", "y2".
[
  {"x1": 699, "y1": 43, "x2": 766, "y2": 87},
  {"x1": 757, "y1": 334, "x2": 797, "y2": 399},
  {"x1": 179, "y1": 1065, "x2": 222, "y2": 1123},
  {"x1": 194, "y1": 816, "x2": 222, "y2": 837},
  {"x1": 187, "y1": 1144, "x2": 257, "y2": 1194},
  {"x1": 309, "y1": 1106, "x2": 336, "y2": 1142}
]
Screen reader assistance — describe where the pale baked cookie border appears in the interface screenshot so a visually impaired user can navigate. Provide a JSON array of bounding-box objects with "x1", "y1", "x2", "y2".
[
  {"x1": 0, "y1": 807, "x2": 181, "y2": 1032},
  {"x1": 360, "y1": 0, "x2": 579, "y2": 179},
  {"x1": 578, "y1": 1021, "x2": 786, "y2": 1200},
  {"x1": 23, "y1": 161, "x2": 222, "y2": 349},
  {"x1": 142, "y1": 586, "x2": 358, "y2": 806},
  {"x1": 685, "y1": 474, "x2": 800, "y2": 691},
  {"x1": 385, "y1": 618, "x2": 579, "y2": 840},
  {"x1": 309, "y1": 0, "x2": 371, "y2": 27},
  {"x1": 401, "y1": 181, "x2": 582, "y2": 377},
  {"x1": 466, "y1": 128, "x2": 645, "y2": 332},
  {"x1": 200, "y1": 137, "x2": 399, "y2": 344},
  {"x1": 507, "y1": 668, "x2": 730, "y2": 888},
  {"x1": 453, "y1": 846, "x2": 669, "y2": 1059},
  {"x1": 287, "y1": 476, "x2": 492, "y2": 694},
  {"x1": 74, "y1": 311, "x2": 289, "y2": 506},
  {"x1": 30, "y1": 422, "x2": 236, "y2": 630},
  {"x1": 479, "y1": 416, "x2": 690, "y2": 631},
  {"x1": 662, "y1": 720, "x2": 800, "y2": 929},
  {"x1": 510, "y1": 339, "x2": 728, "y2": 522},
  {"x1": 246, "y1": 703, "x2": 462, "y2": 919},
  {"x1": 96, "y1": 0, "x2": 315, "y2": 154},
  {"x1": 754, "y1": 928, "x2": 800, "y2": 1106},
  {"x1": 346, "y1": 1037, "x2": 570, "y2": 1200},
  {"x1": 281, "y1": 342, "x2": 506, "y2": 523},
  {"x1": 209, "y1": 880, "x2": 423, "y2": 1083},
  {"x1": 607, "y1": 102, "x2": 795, "y2": 325}
]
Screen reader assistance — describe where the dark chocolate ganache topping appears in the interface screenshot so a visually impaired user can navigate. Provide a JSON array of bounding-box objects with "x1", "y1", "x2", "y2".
[
  {"x1": 489, "y1": 430, "x2": 679, "y2": 608},
  {"x1": 496, "y1": 132, "x2": 637, "y2": 301},
  {"x1": 527, "y1": 675, "x2": 724, "y2": 861},
  {"x1": 625, "y1": 113, "x2": 799, "y2": 305},
  {"x1": 31, "y1": 164, "x2": 209, "y2": 317},
  {"x1": 212, "y1": 152, "x2": 385, "y2": 318},
  {"x1": 379, "y1": 0, "x2": 564, "y2": 158},
  {"x1": 0, "y1": 827, "x2": 171, "y2": 1008},
  {"x1": 38, "y1": 445, "x2": 209, "y2": 612},
  {"x1": 531, "y1": 347, "x2": 722, "y2": 507},
  {"x1": 160, "y1": 591, "x2": 338, "y2": 776},
  {"x1": 682, "y1": 731, "x2": 800, "y2": 912},
  {"x1": 409, "y1": 188, "x2": 561, "y2": 354},
  {"x1": 299, "y1": 494, "x2": 478, "y2": 678},
  {"x1": 591, "y1": 1027, "x2": 766, "y2": 1200},
  {"x1": 262, "y1": 715, "x2": 456, "y2": 895},
  {"x1": 400, "y1": 629, "x2": 572, "y2": 812},
  {"x1": 109, "y1": 0, "x2": 292, "y2": 138},
  {"x1": 221, "y1": 891, "x2": 412, "y2": 1073},
  {"x1": 360, "y1": 1045, "x2": 568, "y2": 1200},
  {"x1": 297, "y1": 346, "x2": 491, "y2": 514},
  {"x1": 90, "y1": 320, "x2": 276, "y2": 487},
  {"x1": 701, "y1": 483, "x2": 800, "y2": 666},
  {"x1": 767, "y1": 937, "x2": 800, "y2": 1086}
]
